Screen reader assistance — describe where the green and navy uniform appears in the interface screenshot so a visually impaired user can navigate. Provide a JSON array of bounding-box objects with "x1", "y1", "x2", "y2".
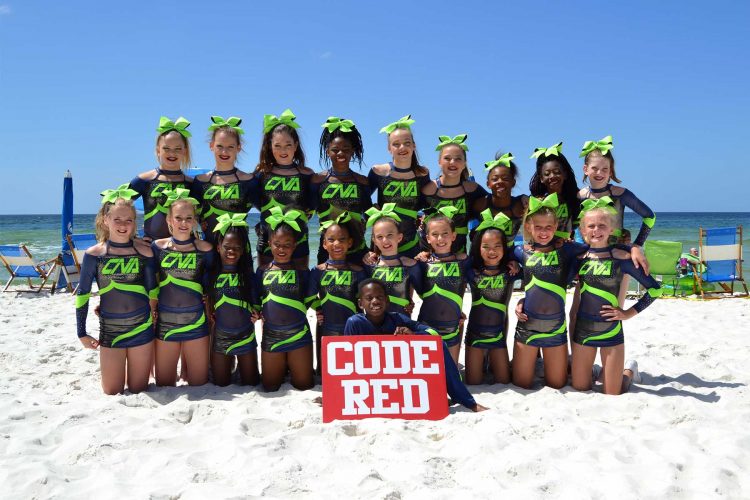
[
  {"x1": 580, "y1": 185, "x2": 656, "y2": 245},
  {"x1": 482, "y1": 194, "x2": 526, "y2": 243},
  {"x1": 465, "y1": 265, "x2": 514, "y2": 349},
  {"x1": 255, "y1": 265, "x2": 316, "y2": 352},
  {"x1": 75, "y1": 242, "x2": 157, "y2": 348},
  {"x1": 343, "y1": 312, "x2": 477, "y2": 410},
  {"x1": 211, "y1": 265, "x2": 258, "y2": 355},
  {"x1": 574, "y1": 247, "x2": 661, "y2": 347},
  {"x1": 513, "y1": 240, "x2": 588, "y2": 347},
  {"x1": 366, "y1": 257, "x2": 423, "y2": 316},
  {"x1": 191, "y1": 169, "x2": 258, "y2": 243},
  {"x1": 256, "y1": 166, "x2": 313, "y2": 260},
  {"x1": 129, "y1": 169, "x2": 192, "y2": 240},
  {"x1": 309, "y1": 264, "x2": 368, "y2": 335},
  {"x1": 416, "y1": 256, "x2": 470, "y2": 347},
  {"x1": 422, "y1": 180, "x2": 487, "y2": 253},
  {"x1": 311, "y1": 171, "x2": 371, "y2": 264},
  {"x1": 368, "y1": 166, "x2": 430, "y2": 258},
  {"x1": 153, "y1": 240, "x2": 214, "y2": 342}
]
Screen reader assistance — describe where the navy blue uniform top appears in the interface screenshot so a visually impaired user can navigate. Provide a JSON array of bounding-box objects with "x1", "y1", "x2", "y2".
[
  {"x1": 190, "y1": 170, "x2": 258, "y2": 241},
  {"x1": 129, "y1": 170, "x2": 192, "y2": 240},
  {"x1": 580, "y1": 185, "x2": 656, "y2": 246},
  {"x1": 210, "y1": 266, "x2": 257, "y2": 332},
  {"x1": 465, "y1": 265, "x2": 514, "y2": 332},
  {"x1": 309, "y1": 265, "x2": 368, "y2": 333},
  {"x1": 153, "y1": 242, "x2": 215, "y2": 309},
  {"x1": 343, "y1": 312, "x2": 477, "y2": 409},
  {"x1": 366, "y1": 258, "x2": 423, "y2": 315},
  {"x1": 254, "y1": 266, "x2": 316, "y2": 329}
]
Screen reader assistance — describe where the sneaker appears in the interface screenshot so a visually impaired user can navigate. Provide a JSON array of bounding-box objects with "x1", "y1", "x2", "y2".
[
  {"x1": 624, "y1": 359, "x2": 641, "y2": 383},
  {"x1": 592, "y1": 364, "x2": 602, "y2": 382}
]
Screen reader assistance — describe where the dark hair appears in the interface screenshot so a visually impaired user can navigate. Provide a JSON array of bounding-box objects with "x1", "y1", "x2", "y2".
[
  {"x1": 488, "y1": 150, "x2": 519, "y2": 181},
  {"x1": 256, "y1": 124, "x2": 306, "y2": 175},
  {"x1": 529, "y1": 153, "x2": 580, "y2": 224},
  {"x1": 322, "y1": 217, "x2": 364, "y2": 254},
  {"x1": 320, "y1": 122, "x2": 364, "y2": 167},
  {"x1": 369, "y1": 216, "x2": 402, "y2": 256},
  {"x1": 387, "y1": 129, "x2": 429, "y2": 177},
  {"x1": 268, "y1": 204, "x2": 307, "y2": 244},
  {"x1": 437, "y1": 144, "x2": 469, "y2": 181},
  {"x1": 469, "y1": 228, "x2": 510, "y2": 270},
  {"x1": 357, "y1": 277, "x2": 387, "y2": 297},
  {"x1": 583, "y1": 150, "x2": 621, "y2": 183},
  {"x1": 208, "y1": 226, "x2": 254, "y2": 310}
]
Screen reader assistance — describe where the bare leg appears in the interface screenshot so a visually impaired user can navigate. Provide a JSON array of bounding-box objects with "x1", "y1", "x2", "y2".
[
  {"x1": 571, "y1": 342, "x2": 598, "y2": 391},
  {"x1": 181, "y1": 337, "x2": 210, "y2": 386},
  {"x1": 236, "y1": 352, "x2": 260, "y2": 386},
  {"x1": 447, "y1": 326, "x2": 463, "y2": 366},
  {"x1": 155, "y1": 339, "x2": 181, "y2": 386},
  {"x1": 600, "y1": 344, "x2": 626, "y2": 395},
  {"x1": 261, "y1": 351, "x2": 288, "y2": 391},
  {"x1": 512, "y1": 341, "x2": 540, "y2": 389},
  {"x1": 211, "y1": 352, "x2": 234, "y2": 387},
  {"x1": 100, "y1": 347, "x2": 127, "y2": 395},
  {"x1": 125, "y1": 341, "x2": 154, "y2": 393},
  {"x1": 568, "y1": 283, "x2": 581, "y2": 349},
  {"x1": 488, "y1": 348, "x2": 511, "y2": 384},
  {"x1": 541, "y1": 344, "x2": 569, "y2": 389},
  {"x1": 287, "y1": 345, "x2": 314, "y2": 390},
  {"x1": 464, "y1": 345, "x2": 485, "y2": 385}
]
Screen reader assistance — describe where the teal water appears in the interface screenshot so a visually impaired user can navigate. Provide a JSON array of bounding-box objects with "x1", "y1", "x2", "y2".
[{"x1": 1, "y1": 212, "x2": 748, "y2": 280}]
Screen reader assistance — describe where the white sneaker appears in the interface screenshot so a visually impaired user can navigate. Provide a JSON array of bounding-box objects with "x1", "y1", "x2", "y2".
[
  {"x1": 592, "y1": 364, "x2": 602, "y2": 381},
  {"x1": 624, "y1": 359, "x2": 641, "y2": 383}
]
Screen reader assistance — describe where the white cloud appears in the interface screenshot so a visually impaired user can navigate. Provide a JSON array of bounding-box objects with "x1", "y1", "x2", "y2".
[
  {"x1": 319, "y1": 51, "x2": 332, "y2": 60},
  {"x1": 0, "y1": 5, "x2": 10, "y2": 15}
]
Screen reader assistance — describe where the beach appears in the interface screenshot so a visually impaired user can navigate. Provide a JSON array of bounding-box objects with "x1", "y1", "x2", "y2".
[{"x1": 1, "y1": 290, "x2": 748, "y2": 499}]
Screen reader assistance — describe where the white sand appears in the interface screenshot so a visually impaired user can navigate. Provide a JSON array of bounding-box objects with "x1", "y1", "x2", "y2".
[{"x1": 1, "y1": 290, "x2": 749, "y2": 499}]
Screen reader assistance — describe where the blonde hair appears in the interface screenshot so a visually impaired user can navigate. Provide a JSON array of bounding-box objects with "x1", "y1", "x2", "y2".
[
  {"x1": 583, "y1": 150, "x2": 621, "y2": 184},
  {"x1": 166, "y1": 199, "x2": 198, "y2": 236},
  {"x1": 579, "y1": 207, "x2": 615, "y2": 244},
  {"x1": 522, "y1": 207, "x2": 558, "y2": 244},
  {"x1": 156, "y1": 130, "x2": 192, "y2": 170},
  {"x1": 95, "y1": 199, "x2": 137, "y2": 242}
]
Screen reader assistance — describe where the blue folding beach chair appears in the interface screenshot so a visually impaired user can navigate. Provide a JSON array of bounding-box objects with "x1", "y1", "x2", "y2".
[
  {"x1": 63, "y1": 233, "x2": 98, "y2": 292},
  {"x1": 0, "y1": 244, "x2": 59, "y2": 293},
  {"x1": 697, "y1": 226, "x2": 748, "y2": 298}
]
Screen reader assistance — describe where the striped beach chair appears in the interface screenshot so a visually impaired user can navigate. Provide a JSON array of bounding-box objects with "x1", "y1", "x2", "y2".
[
  {"x1": 63, "y1": 233, "x2": 98, "y2": 292},
  {"x1": 0, "y1": 244, "x2": 59, "y2": 293},
  {"x1": 696, "y1": 226, "x2": 748, "y2": 298}
]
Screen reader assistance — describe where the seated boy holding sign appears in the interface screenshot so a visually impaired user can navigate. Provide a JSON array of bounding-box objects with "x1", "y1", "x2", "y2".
[{"x1": 343, "y1": 279, "x2": 487, "y2": 412}]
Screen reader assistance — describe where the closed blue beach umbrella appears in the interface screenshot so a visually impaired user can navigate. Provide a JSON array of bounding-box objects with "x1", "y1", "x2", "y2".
[{"x1": 58, "y1": 170, "x2": 75, "y2": 289}]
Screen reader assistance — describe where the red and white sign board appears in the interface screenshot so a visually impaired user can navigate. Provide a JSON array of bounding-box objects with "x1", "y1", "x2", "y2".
[{"x1": 322, "y1": 335, "x2": 448, "y2": 422}]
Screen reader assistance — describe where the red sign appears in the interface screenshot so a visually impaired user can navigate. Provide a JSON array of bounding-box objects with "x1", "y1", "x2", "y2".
[{"x1": 321, "y1": 335, "x2": 448, "y2": 422}]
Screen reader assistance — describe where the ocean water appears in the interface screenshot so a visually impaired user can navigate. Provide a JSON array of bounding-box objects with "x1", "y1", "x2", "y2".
[{"x1": 1, "y1": 212, "x2": 748, "y2": 281}]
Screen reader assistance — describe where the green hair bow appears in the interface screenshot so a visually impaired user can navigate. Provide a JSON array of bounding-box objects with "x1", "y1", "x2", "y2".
[
  {"x1": 365, "y1": 203, "x2": 402, "y2": 227},
  {"x1": 426, "y1": 205, "x2": 460, "y2": 222},
  {"x1": 267, "y1": 206, "x2": 306, "y2": 232},
  {"x1": 527, "y1": 193, "x2": 559, "y2": 216},
  {"x1": 578, "y1": 196, "x2": 617, "y2": 221},
  {"x1": 163, "y1": 187, "x2": 199, "y2": 207},
  {"x1": 484, "y1": 153, "x2": 515, "y2": 171},
  {"x1": 322, "y1": 117, "x2": 356, "y2": 133},
  {"x1": 213, "y1": 212, "x2": 249, "y2": 235},
  {"x1": 476, "y1": 209, "x2": 513, "y2": 235},
  {"x1": 579, "y1": 135, "x2": 613, "y2": 157},
  {"x1": 263, "y1": 109, "x2": 301, "y2": 134},
  {"x1": 100, "y1": 184, "x2": 139, "y2": 204},
  {"x1": 530, "y1": 142, "x2": 563, "y2": 159},
  {"x1": 435, "y1": 134, "x2": 469, "y2": 152},
  {"x1": 379, "y1": 115, "x2": 415, "y2": 134},
  {"x1": 208, "y1": 116, "x2": 244, "y2": 135},
  {"x1": 319, "y1": 211, "x2": 354, "y2": 233},
  {"x1": 157, "y1": 116, "x2": 192, "y2": 138}
]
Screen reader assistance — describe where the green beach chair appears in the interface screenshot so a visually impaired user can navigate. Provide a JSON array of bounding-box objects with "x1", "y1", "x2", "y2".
[{"x1": 644, "y1": 240, "x2": 683, "y2": 297}]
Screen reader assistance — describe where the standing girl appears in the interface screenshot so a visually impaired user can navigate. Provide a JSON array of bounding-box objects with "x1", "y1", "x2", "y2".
[
  {"x1": 208, "y1": 213, "x2": 260, "y2": 386},
  {"x1": 192, "y1": 116, "x2": 257, "y2": 244},
  {"x1": 368, "y1": 115, "x2": 430, "y2": 258},
  {"x1": 571, "y1": 199, "x2": 661, "y2": 394},
  {"x1": 417, "y1": 207, "x2": 470, "y2": 364},
  {"x1": 464, "y1": 209, "x2": 515, "y2": 385},
  {"x1": 130, "y1": 116, "x2": 194, "y2": 241},
  {"x1": 309, "y1": 213, "x2": 368, "y2": 373},
  {"x1": 473, "y1": 152, "x2": 528, "y2": 244},
  {"x1": 152, "y1": 189, "x2": 214, "y2": 386},
  {"x1": 311, "y1": 117, "x2": 371, "y2": 264},
  {"x1": 255, "y1": 206, "x2": 316, "y2": 391},
  {"x1": 365, "y1": 204, "x2": 422, "y2": 316},
  {"x1": 421, "y1": 134, "x2": 487, "y2": 254},
  {"x1": 529, "y1": 142, "x2": 580, "y2": 240},
  {"x1": 76, "y1": 191, "x2": 156, "y2": 394},
  {"x1": 513, "y1": 194, "x2": 588, "y2": 389},
  {"x1": 255, "y1": 109, "x2": 314, "y2": 267}
]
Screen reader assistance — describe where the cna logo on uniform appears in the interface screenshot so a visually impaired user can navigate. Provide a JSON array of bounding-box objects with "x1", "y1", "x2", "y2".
[
  {"x1": 216, "y1": 273, "x2": 240, "y2": 288},
  {"x1": 477, "y1": 275, "x2": 505, "y2": 289},
  {"x1": 102, "y1": 257, "x2": 140, "y2": 275},
  {"x1": 527, "y1": 252, "x2": 558, "y2": 267},
  {"x1": 322, "y1": 183, "x2": 359, "y2": 199},
  {"x1": 266, "y1": 177, "x2": 301, "y2": 192},
  {"x1": 321, "y1": 271, "x2": 352, "y2": 286},
  {"x1": 426, "y1": 262, "x2": 460, "y2": 278},
  {"x1": 263, "y1": 270, "x2": 297, "y2": 285},
  {"x1": 204, "y1": 184, "x2": 240, "y2": 200},
  {"x1": 372, "y1": 267, "x2": 403, "y2": 282},
  {"x1": 151, "y1": 183, "x2": 185, "y2": 197},
  {"x1": 162, "y1": 253, "x2": 197, "y2": 269},
  {"x1": 382, "y1": 181, "x2": 417, "y2": 198},
  {"x1": 435, "y1": 199, "x2": 466, "y2": 214},
  {"x1": 579, "y1": 260, "x2": 613, "y2": 276}
]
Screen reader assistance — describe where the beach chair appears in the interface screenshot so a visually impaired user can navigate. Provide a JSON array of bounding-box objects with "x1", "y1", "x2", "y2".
[
  {"x1": 0, "y1": 244, "x2": 58, "y2": 293},
  {"x1": 644, "y1": 240, "x2": 682, "y2": 297},
  {"x1": 63, "y1": 233, "x2": 97, "y2": 292},
  {"x1": 696, "y1": 226, "x2": 748, "y2": 298}
]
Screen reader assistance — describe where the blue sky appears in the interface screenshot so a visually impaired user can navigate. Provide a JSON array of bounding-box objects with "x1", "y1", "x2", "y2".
[{"x1": 0, "y1": 1, "x2": 747, "y2": 214}]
